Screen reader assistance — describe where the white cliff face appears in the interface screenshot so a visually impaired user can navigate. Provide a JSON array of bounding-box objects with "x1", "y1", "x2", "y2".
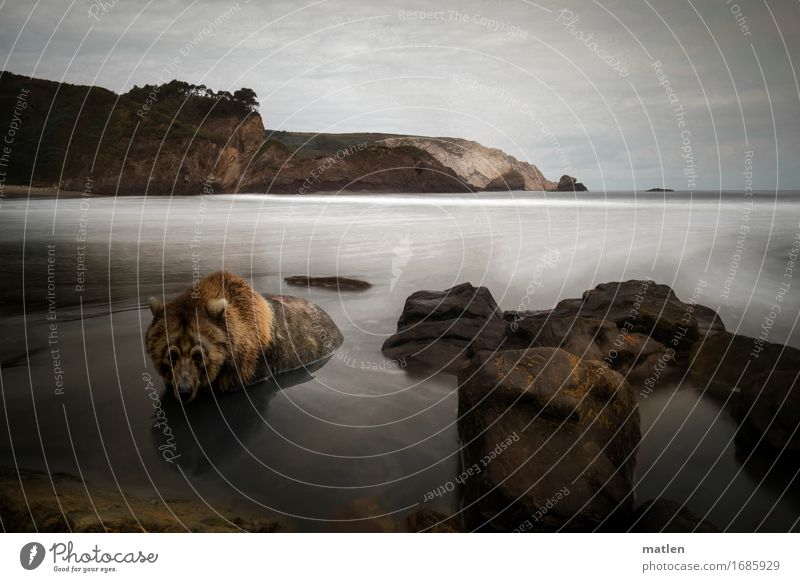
[{"x1": 379, "y1": 136, "x2": 556, "y2": 191}]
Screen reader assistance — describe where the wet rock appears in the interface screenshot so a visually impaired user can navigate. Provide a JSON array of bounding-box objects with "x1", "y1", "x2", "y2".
[
  {"x1": 622, "y1": 499, "x2": 720, "y2": 532},
  {"x1": 382, "y1": 279, "x2": 719, "y2": 380},
  {"x1": 395, "y1": 282, "x2": 501, "y2": 327},
  {"x1": 690, "y1": 331, "x2": 800, "y2": 393},
  {"x1": 0, "y1": 468, "x2": 285, "y2": 532},
  {"x1": 690, "y1": 331, "x2": 800, "y2": 454},
  {"x1": 405, "y1": 507, "x2": 462, "y2": 532},
  {"x1": 284, "y1": 275, "x2": 371, "y2": 291},
  {"x1": 504, "y1": 312, "x2": 676, "y2": 386},
  {"x1": 381, "y1": 282, "x2": 504, "y2": 371},
  {"x1": 551, "y1": 280, "x2": 724, "y2": 352},
  {"x1": 458, "y1": 347, "x2": 640, "y2": 532},
  {"x1": 556, "y1": 175, "x2": 588, "y2": 191}
]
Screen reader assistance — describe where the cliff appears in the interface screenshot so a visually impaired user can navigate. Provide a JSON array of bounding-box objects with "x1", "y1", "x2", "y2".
[
  {"x1": 0, "y1": 72, "x2": 577, "y2": 195},
  {"x1": 379, "y1": 136, "x2": 555, "y2": 191}
]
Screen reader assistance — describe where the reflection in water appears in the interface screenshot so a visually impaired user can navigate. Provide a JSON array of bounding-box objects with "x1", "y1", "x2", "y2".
[{"x1": 152, "y1": 364, "x2": 324, "y2": 478}]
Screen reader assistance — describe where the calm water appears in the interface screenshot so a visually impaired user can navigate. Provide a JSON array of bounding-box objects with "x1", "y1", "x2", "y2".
[{"x1": 0, "y1": 190, "x2": 798, "y2": 531}]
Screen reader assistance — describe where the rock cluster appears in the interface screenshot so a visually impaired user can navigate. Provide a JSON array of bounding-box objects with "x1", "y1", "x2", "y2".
[
  {"x1": 383, "y1": 279, "x2": 725, "y2": 390},
  {"x1": 383, "y1": 279, "x2": 795, "y2": 531}
]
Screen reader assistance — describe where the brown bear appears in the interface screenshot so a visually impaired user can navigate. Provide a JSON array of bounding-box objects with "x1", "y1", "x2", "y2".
[{"x1": 145, "y1": 271, "x2": 343, "y2": 403}]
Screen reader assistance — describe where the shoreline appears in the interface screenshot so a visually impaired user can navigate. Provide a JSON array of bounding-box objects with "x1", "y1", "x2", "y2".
[
  {"x1": 1, "y1": 184, "x2": 91, "y2": 198},
  {"x1": 2, "y1": 184, "x2": 798, "y2": 200}
]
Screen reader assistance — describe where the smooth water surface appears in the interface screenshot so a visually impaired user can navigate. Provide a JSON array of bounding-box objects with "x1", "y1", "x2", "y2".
[{"x1": 1, "y1": 190, "x2": 798, "y2": 531}]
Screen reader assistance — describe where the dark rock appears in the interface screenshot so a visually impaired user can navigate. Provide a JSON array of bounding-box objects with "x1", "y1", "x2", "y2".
[
  {"x1": 690, "y1": 331, "x2": 800, "y2": 393},
  {"x1": 622, "y1": 499, "x2": 720, "y2": 532},
  {"x1": 556, "y1": 175, "x2": 588, "y2": 191},
  {"x1": 504, "y1": 313, "x2": 675, "y2": 386},
  {"x1": 284, "y1": 275, "x2": 371, "y2": 291},
  {"x1": 396, "y1": 282, "x2": 501, "y2": 329},
  {"x1": 690, "y1": 331, "x2": 800, "y2": 454},
  {"x1": 645, "y1": 188, "x2": 674, "y2": 192},
  {"x1": 381, "y1": 282, "x2": 504, "y2": 371},
  {"x1": 383, "y1": 279, "x2": 723, "y2": 379},
  {"x1": 551, "y1": 280, "x2": 724, "y2": 352},
  {"x1": 382, "y1": 317, "x2": 507, "y2": 371},
  {"x1": 0, "y1": 468, "x2": 285, "y2": 532},
  {"x1": 458, "y1": 347, "x2": 640, "y2": 532}
]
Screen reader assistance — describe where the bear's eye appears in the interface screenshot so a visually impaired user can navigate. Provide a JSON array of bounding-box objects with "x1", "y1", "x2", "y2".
[
  {"x1": 168, "y1": 348, "x2": 180, "y2": 363},
  {"x1": 192, "y1": 349, "x2": 203, "y2": 363}
]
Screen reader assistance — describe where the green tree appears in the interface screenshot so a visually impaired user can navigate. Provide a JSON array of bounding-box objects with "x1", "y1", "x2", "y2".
[{"x1": 233, "y1": 87, "x2": 259, "y2": 111}]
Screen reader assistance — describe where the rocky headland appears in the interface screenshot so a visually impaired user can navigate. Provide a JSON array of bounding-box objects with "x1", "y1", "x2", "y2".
[{"x1": 0, "y1": 72, "x2": 583, "y2": 195}]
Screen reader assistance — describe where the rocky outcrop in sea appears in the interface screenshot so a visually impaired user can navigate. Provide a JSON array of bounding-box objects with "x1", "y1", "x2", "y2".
[
  {"x1": 383, "y1": 279, "x2": 796, "y2": 531},
  {"x1": 556, "y1": 175, "x2": 588, "y2": 191}
]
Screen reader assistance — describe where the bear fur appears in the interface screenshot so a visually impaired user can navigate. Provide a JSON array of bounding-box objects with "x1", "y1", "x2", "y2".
[{"x1": 145, "y1": 271, "x2": 343, "y2": 402}]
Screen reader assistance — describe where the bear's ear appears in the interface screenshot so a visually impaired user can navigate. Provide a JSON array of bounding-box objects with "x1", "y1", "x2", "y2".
[
  {"x1": 206, "y1": 298, "x2": 228, "y2": 317},
  {"x1": 148, "y1": 297, "x2": 164, "y2": 317}
]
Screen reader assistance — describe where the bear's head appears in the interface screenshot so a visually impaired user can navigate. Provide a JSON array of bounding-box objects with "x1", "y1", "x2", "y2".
[{"x1": 145, "y1": 295, "x2": 229, "y2": 403}]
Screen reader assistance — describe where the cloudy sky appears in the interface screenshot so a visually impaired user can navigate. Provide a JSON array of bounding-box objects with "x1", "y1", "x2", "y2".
[{"x1": 2, "y1": 0, "x2": 799, "y2": 190}]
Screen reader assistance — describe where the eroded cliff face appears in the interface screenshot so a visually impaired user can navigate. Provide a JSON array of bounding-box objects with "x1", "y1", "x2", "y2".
[
  {"x1": 239, "y1": 132, "x2": 562, "y2": 194},
  {"x1": 379, "y1": 136, "x2": 557, "y2": 191},
  {"x1": 2, "y1": 73, "x2": 575, "y2": 195},
  {"x1": 54, "y1": 113, "x2": 267, "y2": 196}
]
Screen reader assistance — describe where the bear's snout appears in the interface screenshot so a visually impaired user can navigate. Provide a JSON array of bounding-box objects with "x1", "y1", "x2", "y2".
[{"x1": 176, "y1": 382, "x2": 194, "y2": 402}]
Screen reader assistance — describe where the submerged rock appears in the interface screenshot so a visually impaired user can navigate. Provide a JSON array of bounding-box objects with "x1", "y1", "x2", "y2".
[
  {"x1": 690, "y1": 331, "x2": 800, "y2": 454},
  {"x1": 458, "y1": 347, "x2": 640, "y2": 531},
  {"x1": 284, "y1": 275, "x2": 372, "y2": 291},
  {"x1": 0, "y1": 468, "x2": 285, "y2": 532}
]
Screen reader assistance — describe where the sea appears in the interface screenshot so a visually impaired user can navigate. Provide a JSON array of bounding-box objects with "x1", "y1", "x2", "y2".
[{"x1": 0, "y1": 190, "x2": 798, "y2": 531}]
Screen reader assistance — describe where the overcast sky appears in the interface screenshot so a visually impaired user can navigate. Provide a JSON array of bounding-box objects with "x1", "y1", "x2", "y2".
[{"x1": 2, "y1": 0, "x2": 799, "y2": 190}]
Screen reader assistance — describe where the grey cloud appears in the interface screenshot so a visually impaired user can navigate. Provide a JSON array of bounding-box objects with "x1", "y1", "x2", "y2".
[{"x1": 1, "y1": 0, "x2": 798, "y2": 189}]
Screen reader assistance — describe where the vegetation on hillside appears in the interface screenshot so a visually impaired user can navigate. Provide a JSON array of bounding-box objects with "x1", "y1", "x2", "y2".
[{"x1": 0, "y1": 71, "x2": 259, "y2": 186}]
